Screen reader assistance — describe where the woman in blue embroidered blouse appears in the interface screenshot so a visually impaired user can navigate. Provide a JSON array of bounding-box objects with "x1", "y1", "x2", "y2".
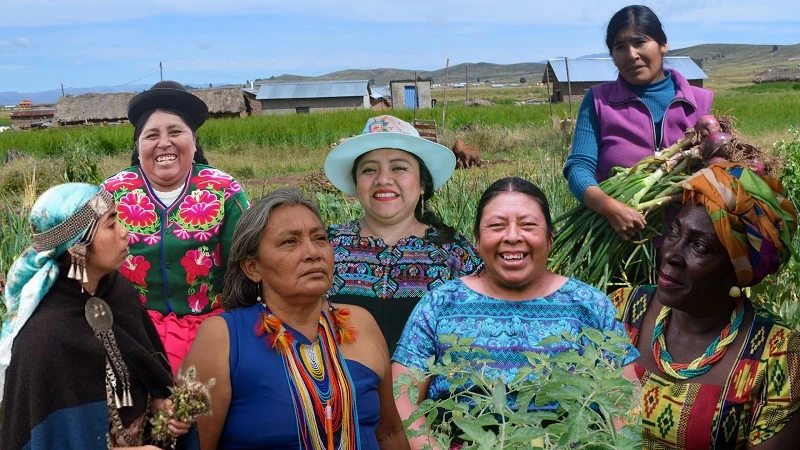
[
  {"x1": 392, "y1": 177, "x2": 639, "y2": 449},
  {"x1": 323, "y1": 115, "x2": 482, "y2": 354}
]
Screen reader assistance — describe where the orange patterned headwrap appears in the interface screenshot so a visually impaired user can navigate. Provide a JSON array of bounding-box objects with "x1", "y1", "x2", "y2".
[{"x1": 681, "y1": 163, "x2": 797, "y2": 287}]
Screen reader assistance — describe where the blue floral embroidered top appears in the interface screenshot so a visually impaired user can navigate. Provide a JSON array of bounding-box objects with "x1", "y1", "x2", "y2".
[
  {"x1": 392, "y1": 278, "x2": 639, "y2": 406},
  {"x1": 326, "y1": 220, "x2": 482, "y2": 353}
]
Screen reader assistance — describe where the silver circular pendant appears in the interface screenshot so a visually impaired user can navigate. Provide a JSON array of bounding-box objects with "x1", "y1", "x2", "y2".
[{"x1": 85, "y1": 296, "x2": 114, "y2": 332}]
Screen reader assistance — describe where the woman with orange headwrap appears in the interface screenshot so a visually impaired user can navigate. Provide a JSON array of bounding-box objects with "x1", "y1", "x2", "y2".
[{"x1": 611, "y1": 163, "x2": 799, "y2": 448}]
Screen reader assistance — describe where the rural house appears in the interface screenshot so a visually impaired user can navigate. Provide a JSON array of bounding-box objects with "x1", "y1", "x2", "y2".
[
  {"x1": 369, "y1": 86, "x2": 391, "y2": 110},
  {"x1": 10, "y1": 108, "x2": 55, "y2": 129},
  {"x1": 56, "y1": 93, "x2": 135, "y2": 125},
  {"x1": 542, "y1": 56, "x2": 707, "y2": 103},
  {"x1": 55, "y1": 87, "x2": 251, "y2": 126},
  {"x1": 389, "y1": 80, "x2": 432, "y2": 109},
  {"x1": 191, "y1": 86, "x2": 251, "y2": 118},
  {"x1": 255, "y1": 80, "x2": 370, "y2": 115}
]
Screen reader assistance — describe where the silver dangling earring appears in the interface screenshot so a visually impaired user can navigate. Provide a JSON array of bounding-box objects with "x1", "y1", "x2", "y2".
[
  {"x1": 255, "y1": 281, "x2": 262, "y2": 304},
  {"x1": 728, "y1": 286, "x2": 741, "y2": 298},
  {"x1": 420, "y1": 195, "x2": 425, "y2": 212}
]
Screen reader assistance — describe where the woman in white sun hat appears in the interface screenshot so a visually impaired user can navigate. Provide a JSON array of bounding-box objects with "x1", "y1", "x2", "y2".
[{"x1": 324, "y1": 115, "x2": 482, "y2": 353}]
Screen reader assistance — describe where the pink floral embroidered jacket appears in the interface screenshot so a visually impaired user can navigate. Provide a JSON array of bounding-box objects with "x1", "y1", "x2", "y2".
[{"x1": 103, "y1": 164, "x2": 248, "y2": 317}]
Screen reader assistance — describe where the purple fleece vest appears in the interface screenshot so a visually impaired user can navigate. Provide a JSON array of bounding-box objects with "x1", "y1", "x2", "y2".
[{"x1": 592, "y1": 69, "x2": 713, "y2": 181}]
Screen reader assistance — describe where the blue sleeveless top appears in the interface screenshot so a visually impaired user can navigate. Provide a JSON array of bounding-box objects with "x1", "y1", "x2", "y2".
[{"x1": 218, "y1": 304, "x2": 381, "y2": 449}]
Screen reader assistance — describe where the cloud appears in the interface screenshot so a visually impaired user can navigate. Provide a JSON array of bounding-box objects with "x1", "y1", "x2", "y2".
[
  {"x1": 0, "y1": 36, "x2": 31, "y2": 48},
  {"x1": 13, "y1": 36, "x2": 30, "y2": 47}
]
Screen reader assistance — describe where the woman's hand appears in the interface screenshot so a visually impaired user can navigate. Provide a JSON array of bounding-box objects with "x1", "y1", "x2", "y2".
[
  {"x1": 583, "y1": 186, "x2": 646, "y2": 240},
  {"x1": 151, "y1": 398, "x2": 192, "y2": 438}
]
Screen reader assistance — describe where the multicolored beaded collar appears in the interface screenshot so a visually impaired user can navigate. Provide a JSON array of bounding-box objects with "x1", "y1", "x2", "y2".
[
  {"x1": 651, "y1": 296, "x2": 745, "y2": 380},
  {"x1": 255, "y1": 300, "x2": 359, "y2": 450}
]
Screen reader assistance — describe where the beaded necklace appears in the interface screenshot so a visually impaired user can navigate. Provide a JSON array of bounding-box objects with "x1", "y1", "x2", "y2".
[
  {"x1": 651, "y1": 296, "x2": 745, "y2": 380},
  {"x1": 255, "y1": 300, "x2": 359, "y2": 450}
]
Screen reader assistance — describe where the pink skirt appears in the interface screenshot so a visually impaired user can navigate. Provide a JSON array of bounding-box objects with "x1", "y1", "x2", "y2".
[{"x1": 147, "y1": 309, "x2": 223, "y2": 373}]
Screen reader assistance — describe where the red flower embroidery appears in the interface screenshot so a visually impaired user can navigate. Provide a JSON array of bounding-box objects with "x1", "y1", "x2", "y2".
[
  {"x1": 104, "y1": 171, "x2": 144, "y2": 192},
  {"x1": 117, "y1": 191, "x2": 158, "y2": 228},
  {"x1": 181, "y1": 248, "x2": 213, "y2": 283},
  {"x1": 188, "y1": 284, "x2": 210, "y2": 313},
  {"x1": 192, "y1": 168, "x2": 233, "y2": 191},
  {"x1": 119, "y1": 255, "x2": 151, "y2": 286},
  {"x1": 178, "y1": 190, "x2": 221, "y2": 227}
]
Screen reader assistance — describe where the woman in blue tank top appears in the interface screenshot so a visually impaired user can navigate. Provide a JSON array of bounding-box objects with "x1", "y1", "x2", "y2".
[{"x1": 182, "y1": 188, "x2": 409, "y2": 450}]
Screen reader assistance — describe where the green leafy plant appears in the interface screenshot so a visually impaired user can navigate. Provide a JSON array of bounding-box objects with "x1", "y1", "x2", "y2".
[
  {"x1": 150, "y1": 366, "x2": 214, "y2": 448},
  {"x1": 394, "y1": 331, "x2": 641, "y2": 449},
  {"x1": 751, "y1": 127, "x2": 800, "y2": 330}
]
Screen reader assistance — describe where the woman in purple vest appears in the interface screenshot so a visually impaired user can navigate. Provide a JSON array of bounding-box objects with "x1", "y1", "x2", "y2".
[{"x1": 563, "y1": 5, "x2": 713, "y2": 240}]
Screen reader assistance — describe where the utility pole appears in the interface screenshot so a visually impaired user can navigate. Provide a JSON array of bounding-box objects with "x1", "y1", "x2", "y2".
[
  {"x1": 465, "y1": 65, "x2": 469, "y2": 101},
  {"x1": 60, "y1": 83, "x2": 65, "y2": 98},
  {"x1": 160, "y1": 61, "x2": 163, "y2": 81}
]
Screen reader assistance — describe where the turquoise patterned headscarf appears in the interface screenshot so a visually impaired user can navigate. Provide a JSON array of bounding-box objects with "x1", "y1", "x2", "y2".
[{"x1": 0, "y1": 183, "x2": 111, "y2": 395}]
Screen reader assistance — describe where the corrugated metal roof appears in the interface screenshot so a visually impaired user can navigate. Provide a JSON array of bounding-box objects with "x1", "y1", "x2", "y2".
[
  {"x1": 546, "y1": 56, "x2": 707, "y2": 83},
  {"x1": 256, "y1": 80, "x2": 369, "y2": 100},
  {"x1": 369, "y1": 86, "x2": 390, "y2": 99}
]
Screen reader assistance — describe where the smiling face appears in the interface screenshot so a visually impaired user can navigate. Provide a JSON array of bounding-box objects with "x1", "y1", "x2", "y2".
[
  {"x1": 136, "y1": 110, "x2": 197, "y2": 191},
  {"x1": 611, "y1": 28, "x2": 668, "y2": 86},
  {"x1": 242, "y1": 204, "x2": 334, "y2": 303},
  {"x1": 85, "y1": 209, "x2": 130, "y2": 277},
  {"x1": 354, "y1": 148, "x2": 423, "y2": 227},
  {"x1": 475, "y1": 192, "x2": 553, "y2": 296},
  {"x1": 657, "y1": 203, "x2": 738, "y2": 311}
]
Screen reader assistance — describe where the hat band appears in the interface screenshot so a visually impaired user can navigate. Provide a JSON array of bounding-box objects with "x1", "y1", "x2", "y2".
[{"x1": 32, "y1": 189, "x2": 114, "y2": 252}]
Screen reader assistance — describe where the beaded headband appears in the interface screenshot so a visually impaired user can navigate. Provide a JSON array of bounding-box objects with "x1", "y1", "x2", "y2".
[{"x1": 31, "y1": 189, "x2": 114, "y2": 283}]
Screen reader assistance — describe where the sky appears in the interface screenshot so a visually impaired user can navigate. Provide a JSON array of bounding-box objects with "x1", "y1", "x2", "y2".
[{"x1": 1, "y1": 0, "x2": 798, "y2": 93}]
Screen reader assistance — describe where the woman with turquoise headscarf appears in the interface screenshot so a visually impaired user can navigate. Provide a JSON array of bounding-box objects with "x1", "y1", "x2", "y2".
[{"x1": 0, "y1": 183, "x2": 191, "y2": 450}]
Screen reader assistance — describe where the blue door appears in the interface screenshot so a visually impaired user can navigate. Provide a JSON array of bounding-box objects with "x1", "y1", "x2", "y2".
[{"x1": 404, "y1": 86, "x2": 417, "y2": 109}]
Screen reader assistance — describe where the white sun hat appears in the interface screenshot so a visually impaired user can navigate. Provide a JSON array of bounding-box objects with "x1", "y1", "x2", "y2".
[{"x1": 323, "y1": 115, "x2": 456, "y2": 196}]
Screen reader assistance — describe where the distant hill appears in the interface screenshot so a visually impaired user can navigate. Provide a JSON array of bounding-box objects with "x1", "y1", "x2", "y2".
[
  {"x1": 668, "y1": 43, "x2": 800, "y2": 83},
  {"x1": 0, "y1": 84, "x2": 152, "y2": 106},
  {"x1": 259, "y1": 62, "x2": 547, "y2": 86},
  {"x1": 0, "y1": 82, "x2": 236, "y2": 106},
  {"x1": 5, "y1": 43, "x2": 800, "y2": 104}
]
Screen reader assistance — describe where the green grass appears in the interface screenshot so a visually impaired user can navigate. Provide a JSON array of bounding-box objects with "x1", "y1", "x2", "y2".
[
  {"x1": 730, "y1": 81, "x2": 800, "y2": 94},
  {"x1": 713, "y1": 90, "x2": 800, "y2": 137},
  {"x1": 0, "y1": 118, "x2": 11, "y2": 127}
]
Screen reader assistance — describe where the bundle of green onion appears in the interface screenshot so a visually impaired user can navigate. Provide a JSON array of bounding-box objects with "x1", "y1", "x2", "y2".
[
  {"x1": 550, "y1": 127, "x2": 708, "y2": 292},
  {"x1": 551, "y1": 113, "x2": 779, "y2": 291}
]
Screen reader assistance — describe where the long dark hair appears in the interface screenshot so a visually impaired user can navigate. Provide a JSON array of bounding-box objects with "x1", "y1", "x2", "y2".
[
  {"x1": 605, "y1": 5, "x2": 667, "y2": 54},
  {"x1": 473, "y1": 177, "x2": 553, "y2": 241},
  {"x1": 129, "y1": 108, "x2": 209, "y2": 166},
  {"x1": 350, "y1": 151, "x2": 457, "y2": 246}
]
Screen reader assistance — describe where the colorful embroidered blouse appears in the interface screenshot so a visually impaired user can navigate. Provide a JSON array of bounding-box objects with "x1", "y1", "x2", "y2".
[
  {"x1": 326, "y1": 220, "x2": 482, "y2": 353},
  {"x1": 393, "y1": 278, "x2": 639, "y2": 405},
  {"x1": 613, "y1": 285, "x2": 800, "y2": 449},
  {"x1": 103, "y1": 164, "x2": 248, "y2": 317}
]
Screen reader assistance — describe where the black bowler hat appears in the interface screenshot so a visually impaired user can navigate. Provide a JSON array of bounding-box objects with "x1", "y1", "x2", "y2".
[{"x1": 127, "y1": 80, "x2": 209, "y2": 129}]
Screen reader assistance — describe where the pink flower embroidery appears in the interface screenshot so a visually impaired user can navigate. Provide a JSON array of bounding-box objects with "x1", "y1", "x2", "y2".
[
  {"x1": 138, "y1": 293, "x2": 147, "y2": 304},
  {"x1": 117, "y1": 191, "x2": 158, "y2": 228},
  {"x1": 105, "y1": 171, "x2": 144, "y2": 192},
  {"x1": 143, "y1": 234, "x2": 161, "y2": 245},
  {"x1": 178, "y1": 190, "x2": 221, "y2": 228},
  {"x1": 193, "y1": 229, "x2": 213, "y2": 242},
  {"x1": 192, "y1": 168, "x2": 233, "y2": 191},
  {"x1": 224, "y1": 181, "x2": 243, "y2": 201},
  {"x1": 173, "y1": 227, "x2": 191, "y2": 240},
  {"x1": 188, "y1": 284, "x2": 210, "y2": 313},
  {"x1": 211, "y1": 243, "x2": 222, "y2": 267},
  {"x1": 181, "y1": 248, "x2": 213, "y2": 283},
  {"x1": 119, "y1": 255, "x2": 150, "y2": 286},
  {"x1": 127, "y1": 232, "x2": 141, "y2": 244}
]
